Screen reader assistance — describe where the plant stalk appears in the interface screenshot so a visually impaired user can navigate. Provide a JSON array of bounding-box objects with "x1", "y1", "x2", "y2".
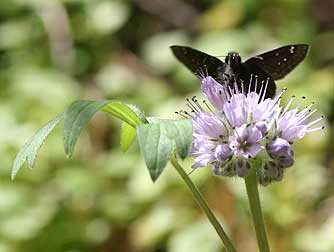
[
  {"x1": 244, "y1": 168, "x2": 270, "y2": 252},
  {"x1": 170, "y1": 155, "x2": 237, "y2": 252}
]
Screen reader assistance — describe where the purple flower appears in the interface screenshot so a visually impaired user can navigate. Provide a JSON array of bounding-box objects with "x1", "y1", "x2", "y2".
[
  {"x1": 178, "y1": 75, "x2": 324, "y2": 184},
  {"x1": 191, "y1": 112, "x2": 227, "y2": 168},
  {"x1": 202, "y1": 77, "x2": 228, "y2": 110},
  {"x1": 222, "y1": 93, "x2": 248, "y2": 127},
  {"x1": 276, "y1": 99, "x2": 324, "y2": 142},
  {"x1": 255, "y1": 121, "x2": 268, "y2": 135},
  {"x1": 229, "y1": 125, "x2": 264, "y2": 158},
  {"x1": 192, "y1": 112, "x2": 227, "y2": 139}
]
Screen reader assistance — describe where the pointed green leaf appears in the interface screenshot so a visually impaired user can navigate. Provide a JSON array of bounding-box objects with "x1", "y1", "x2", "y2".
[
  {"x1": 165, "y1": 119, "x2": 193, "y2": 159},
  {"x1": 63, "y1": 100, "x2": 147, "y2": 157},
  {"x1": 11, "y1": 114, "x2": 64, "y2": 180},
  {"x1": 63, "y1": 100, "x2": 109, "y2": 157},
  {"x1": 103, "y1": 102, "x2": 147, "y2": 152},
  {"x1": 125, "y1": 104, "x2": 148, "y2": 124},
  {"x1": 137, "y1": 123, "x2": 174, "y2": 181},
  {"x1": 121, "y1": 123, "x2": 137, "y2": 152},
  {"x1": 102, "y1": 102, "x2": 145, "y2": 127},
  {"x1": 137, "y1": 119, "x2": 192, "y2": 181}
]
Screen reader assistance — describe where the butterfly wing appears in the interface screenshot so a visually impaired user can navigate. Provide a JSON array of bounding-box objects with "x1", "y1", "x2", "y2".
[
  {"x1": 240, "y1": 63, "x2": 277, "y2": 99},
  {"x1": 244, "y1": 44, "x2": 309, "y2": 80},
  {"x1": 170, "y1": 45, "x2": 227, "y2": 80}
]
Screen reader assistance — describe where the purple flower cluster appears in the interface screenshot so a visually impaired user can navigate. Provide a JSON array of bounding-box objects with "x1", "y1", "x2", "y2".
[{"x1": 179, "y1": 76, "x2": 324, "y2": 185}]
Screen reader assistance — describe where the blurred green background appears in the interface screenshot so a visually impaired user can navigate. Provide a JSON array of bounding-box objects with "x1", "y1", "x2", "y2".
[{"x1": 0, "y1": 0, "x2": 333, "y2": 252}]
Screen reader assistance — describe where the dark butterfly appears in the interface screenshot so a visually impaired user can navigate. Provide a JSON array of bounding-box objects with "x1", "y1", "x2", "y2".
[{"x1": 171, "y1": 44, "x2": 310, "y2": 98}]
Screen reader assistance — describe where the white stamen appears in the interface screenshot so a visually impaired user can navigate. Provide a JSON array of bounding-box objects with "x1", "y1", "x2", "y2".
[
  {"x1": 223, "y1": 85, "x2": 231, "y2": 100},
  {"x1": 307, "y1": 126, "x2": 324, "y2": 132},
  {"x1": 260, "y1": 79, "x2": 269, "y2": 102},
  {"x1": 295, "y1": 97, "x2": 306, "y2": 111},
  {"x1": 269, "y1": 89, "x2": 287, "y2": 113},
  {"x1": 258, "y1": 81, "x2": 264, "y2": 99},
  {"x1": 175, "y1": 111, "x2": 189, "y2": 119},
  {"x1": 297, "y1": 103, "x2": 314, "y2": 117},
  {"x1": 281, "y1": 95, "x2": 295, "y2": 116},
  {"x1": 307, "y1": 116, "x2": 323, "y2": 127},
  {"x1": 248, "y1": 74, "x2": 253, "y2": 94},
  {"x1": 297, "y1": 109, "x2": 317, "y2": 123},
  {"x1": 241, "y1": 80, "x2": 245, "y2": 94},
  {"x1": 233, "y1": 80, "x2": 239, "y2": 94},
  {"x1": 254, "y1": 75, "x2": 258, "y2": 92},
  {"x1": 203, "y1": 100, "x2": 215, "y2": 113},
  {"x1": 228, "y1": 85, "x2": 234, "y2": 97},
  {"x1": 193, "y1": 98, "x2": 206, "y2": 112}
]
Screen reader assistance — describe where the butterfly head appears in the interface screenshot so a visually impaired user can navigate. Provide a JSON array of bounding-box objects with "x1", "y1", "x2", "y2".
[{"x1": 225, "y1": 52, "x2": 241, "y2": 68}]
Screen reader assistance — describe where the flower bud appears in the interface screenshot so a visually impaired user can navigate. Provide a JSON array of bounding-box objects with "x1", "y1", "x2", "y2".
[
  {"x1": 263, "y1": 161, "x2": 280, "y2": 178},
  {"x1": 236, "y1": 159, "x2": 251, "y2": 177},
  {"x1": 268, "y1": 138, "x2": 294, "y2": 169},
  {"x1": 215, "y1": 144, "x2": 232, "y2": 160},
  {"x1": 259, "y1": 161, "x2": 284, "y2": 186},
  {"x1": 279, "y1": 155, "x2": 294, "y2": 168},
  {"x1": 268, "y1": 138, "x2": 292, "y2": 157},
  {"x1": 213, "y1": 161, "x2": 236, "y2": 177}
]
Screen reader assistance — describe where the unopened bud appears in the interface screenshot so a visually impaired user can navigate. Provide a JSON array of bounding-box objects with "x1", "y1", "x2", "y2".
[
  {"x1": 236, "y1": 159, "x2": 251, "y2": 177},
  {"x1": 215, "y1": 144, "x2": 233, "y2": 160},
  {"x1": 268, "y1": 138, "x2": 293, "y2": 157}
]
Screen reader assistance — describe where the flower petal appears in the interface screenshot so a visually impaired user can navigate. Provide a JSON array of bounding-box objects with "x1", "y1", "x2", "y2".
[{"x1": 201, "y1": 77, "x2": 227, "y2": 110}]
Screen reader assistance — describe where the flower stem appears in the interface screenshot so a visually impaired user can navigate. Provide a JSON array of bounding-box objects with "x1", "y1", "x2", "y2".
[
  {"x1": 170, "y1": 155, "x2": 237, "y2": 252},
  {"x1": 244, "y1": 167, "x2": 270, "y2": 252}
]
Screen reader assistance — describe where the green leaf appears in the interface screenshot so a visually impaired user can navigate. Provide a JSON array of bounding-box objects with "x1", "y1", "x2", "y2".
[
  {"x1": 63, "y1": 100, "x2": 109, "y2": 157},
  {"x1": 11, "y1": 114, "x2": 64, "y2": 180},
  {"x1": 63, "y1": 100, "x2": 147, "y2": 158},
  {"x1": 137, "y1": 119, "x2": 192, "y2": 181},
  {"x1": 125, "y1": 104, "x2": 148, "y2": 124},
  {"x1": 164, "y1": 119, "x2": 193, "y2": 159},
  {"x1": 102, "y1": 102, "x2": 146, "y2": 127},
  {"x1": 104, "y1": 102, "x2": 147, "y2": 152},
  {"x1": 121, "y1": 123, "x2": 137, "y2": 152}
]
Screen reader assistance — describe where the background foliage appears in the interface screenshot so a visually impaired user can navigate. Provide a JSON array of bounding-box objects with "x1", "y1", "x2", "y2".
[{"x1": 0, "y1": 0, "x2": 333, "y2": 251}]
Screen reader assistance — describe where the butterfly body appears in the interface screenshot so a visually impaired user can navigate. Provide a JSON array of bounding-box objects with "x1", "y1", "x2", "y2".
[{"x1": 171, "y1": 44, "x2": 309, "y2": 99}]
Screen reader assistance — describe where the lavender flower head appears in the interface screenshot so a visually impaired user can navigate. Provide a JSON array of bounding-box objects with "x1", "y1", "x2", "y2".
[{"x1": 178, "y1": 76, "x2": 324, "y2": 185}]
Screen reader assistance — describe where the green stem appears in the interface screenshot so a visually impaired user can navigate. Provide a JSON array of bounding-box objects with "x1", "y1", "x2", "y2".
[
  {"x1": 244, "y1": 167, "x2": 270, "y2": 252},
  {"x1": 170, "y1": 155, "x2": 237, "y2": 252}
]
